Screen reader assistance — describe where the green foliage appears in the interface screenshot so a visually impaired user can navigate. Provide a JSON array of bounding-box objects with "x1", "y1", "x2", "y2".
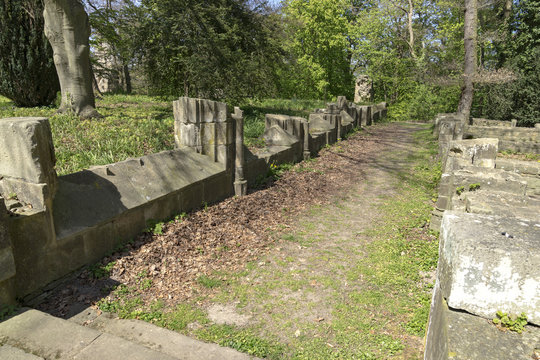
[
  {"x1": 456, "y1": 186, "x2": 465, "y2": 195},
  {"x1": 0, "y1": 94, "x2": 174, "y2": 175},
  {"x1": 0, "y1": 0, "x2": 60, "y2": 106},
  {"x1": 136, "y1": 0, "x2": 278, "y2": 102},
  {"x1": 197, "y1": 275, "x2": 222, "y2": 289},
  {"x1": 89, "y1": 261, "x2": 116, "y2": 279},
  {"x1": 197, "y1": 324, "x2": 284, "y2": 359},
  {"x1": 493, "y1": 311, "x2": 528, "y2": 334},
  {"x1": 281, "y1": 0, "x2": 353, "y2": 99},
  {"x1": 0, "y1": 305, "x2": 17, "y2": 321},
  {"x1": 146, "y1": 219, "x2": 165, "y2": 235},
  {"x1": 469, "y1": 183, "x2": 480, "y2": 191}
]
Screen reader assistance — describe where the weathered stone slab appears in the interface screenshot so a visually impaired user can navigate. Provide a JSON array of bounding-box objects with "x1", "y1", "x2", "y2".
[
  {"x1": 0, "y1": 345, "x2": 44, "y2": 359},
  {"x1": 439, "y1": 211, "x2": 540, "y2": 325},
  {"x1": 263, "y1": 125, "x2": 299, "y2": 147},
  {"x1": 464, "y1": 190, "x2": 540, "y2": 222},
  {"x1": 264, "y1": 114, "x2": 305, "y2": 141},
  {"x1": 452, "y1": 167, "x2": 527, "y2": 196},
  {"x1": 340, "y1": 110, "x2": 354, "y2": 126},
  {"x1": 0, "y1": 118, "x2": 56, "y2": 185},
  {"x1": 53, "y1": 148, "x2": 225, "y2": 240},
  {"x1": 308, "y1": 113, "x2": 333, "y2": 133},
  {"x1": 425, "y1": 282, "x2": 540, "y2": 360},
  {"x1": 496, "y1": 158, "x2": 540, "y2": 177},
  {"x1": 445, "y1": 138, "x2": 498, "y2": 171},
  {"x1": 0, "y1": 309, "x2": 101, "y2": 359},
  {"x1": 471, "y1": 118, "x2": 515, "y2": 127}
]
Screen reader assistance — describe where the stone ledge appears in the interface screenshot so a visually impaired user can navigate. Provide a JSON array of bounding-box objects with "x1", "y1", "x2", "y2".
[{"x1": 439, "y1": 211, "x2": 540, "y2": 325}]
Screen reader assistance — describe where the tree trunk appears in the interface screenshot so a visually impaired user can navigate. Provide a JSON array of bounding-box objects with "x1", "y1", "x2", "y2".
[
  {"x1": 407, "y1": 0, "x2": 416, "y2": 59},
  {"x1": 458, "y1": 0, "x2": 477, "y2": 121},
  {"x1": 123, "y1": 64, "x2": 132, "y2": 94},
  {"x1": 43, "y1": 0, "x2": 100, "y2": 119}
]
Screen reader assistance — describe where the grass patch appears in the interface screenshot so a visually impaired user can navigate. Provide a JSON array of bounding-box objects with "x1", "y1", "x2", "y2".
[
  {"x1": 241, "y1": 98, "x2": 326, "y2": 148},
  {"x1": 1, "y1": 95, "x2": 325, "y2": 174}
]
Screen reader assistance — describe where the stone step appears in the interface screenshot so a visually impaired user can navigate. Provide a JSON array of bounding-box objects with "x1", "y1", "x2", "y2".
[
  {"x1": 68, "y1": 307, "x2": 257, "y2": 360},
  {"x1": 463, "y1": 190, "x2": 540, "y2": 222},
  {"x1": 0, "y1": 344, "x2": 44, "y2": 360},
  {"x1": 0, "y1": 308, "x2": 178, "y2": 360}
]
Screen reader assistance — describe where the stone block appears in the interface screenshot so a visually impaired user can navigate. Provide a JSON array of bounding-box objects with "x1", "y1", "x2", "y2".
[
  {"x1": 0, "y1": 247, "x2": 16, "y2": 283},
  {"x1": 308, "y1": 114, "x2": 333, "y2": 133},
  {"x1": 263, "y1": 125, "x2": 300, "y2": 147},
  {"x1": 0, "y1": 117, "x2": 57, "y2": 186},
  {"x1": 340, "y1": 110, "x2": 354, "y2": 126},
  {"x1": 0, "y1": 178, "x2": 52, "y2": 211},
  {"x1": 445, "y1": 138, "x2": 498, "y2": 171},
  {"x1": 452, "y1": 167, "x2": 527, "y2": 196},
  {"x1": 425, "y1": 282, "x2": 540, "y2": 360},
  {"x1": 439, "y1": 211, "x2": 540, "y2": 325},
  {"x1": 464, "y1": 191, "x2": 540, "y2": 222}
]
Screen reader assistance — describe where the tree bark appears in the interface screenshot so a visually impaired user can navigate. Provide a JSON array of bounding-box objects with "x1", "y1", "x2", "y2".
[
  {"x1": 43, "y1": 0, "x2": 100, "y2": 119},
  {"x1": 407, "y1": 0, "x2": 416, "y2": 59},
  {"x1": 458, "y1": 0, "x2": 478, "y2": 121}
]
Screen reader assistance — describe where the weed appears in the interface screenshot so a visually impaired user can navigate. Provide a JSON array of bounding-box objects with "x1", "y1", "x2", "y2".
[
  {"x1": 196, "y1": 324, "x2": 285, "y2": 359},
  {"x1": 492, "y1": 311, "x2": 528, "y2": 333},
  {"x1": 146, "y1": 220, "x2": 164, "y2": 235},
  {"x1": 0, "y1": 305, "x2": 17, "y2": 321},
  {"x1": 469, "y1": 183, "x2": 481, "y2": 191},
  {"x1": 456, "y1": 186, "x2": 465, "y2": 195},
  {"x1": 197, "y1": 275, "x2": 222, "y2": 289},
  {"x1": 88, "y1": 261, "x2": 116, "y2": 279}
]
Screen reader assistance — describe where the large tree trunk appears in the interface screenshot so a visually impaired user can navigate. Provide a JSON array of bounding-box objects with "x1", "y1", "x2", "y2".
[
  {"x1": 43, "y1": 0, "x2": 100, "y2": 119},
  {"x1": 458, "y1": 0, "x2": 477, "y2": 121}
]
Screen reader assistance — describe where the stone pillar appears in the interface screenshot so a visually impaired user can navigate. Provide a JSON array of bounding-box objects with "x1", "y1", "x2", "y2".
[
  {"x1": 324, "y1": 104, "x2": 342, "y2": 140},
  {"x1": 354, "y1": 75, "x2": 373, "y2": 103},
  {"x1": 0, "y1": 117, "x2": 58, "y2": 211},
  {"x1": 232, "y1": 107, "x2": 247, "y2": 196},
  {"x1": 303, "y1": 121, "x2": 311, "y2": 160},
  {"x1": 0, "y1": 197, "x2": 16, "y2": 305},
  {"x1": 173, "y1": 97, "x2": 234, "y2": 170}
]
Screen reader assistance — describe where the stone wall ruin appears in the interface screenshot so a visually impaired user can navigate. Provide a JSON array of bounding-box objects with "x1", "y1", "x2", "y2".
[
  {"x1": 425, "y1": 114, "x2": 540, "y2": 360},
  {"x1": 0, "y1": 97, "x2": 387, "y2": 305}
]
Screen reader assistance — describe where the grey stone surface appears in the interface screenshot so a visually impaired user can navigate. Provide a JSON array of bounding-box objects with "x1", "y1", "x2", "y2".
[
  {"x1": 0, "y1": 118, "x2": 57, "y2": 209},
  {"x1": 464, "y1": 190, "x2": 540, "y2": 222},
  {"x1": 73, "y1": 332, "x2": 178, "y2": 360},
  {"x1": 446, "y1": 308, "x2": 540, "y2": 360},
  {"x1": 452, "y1": 167, "x2": 528, "y2": 196},
  {"x1": 263, "y1": 125, "x2": 300, "y2": 147},
  {"x1": 0, "y1": 118, "x2": 56, "y2": 186},
  {"x1": 0, "y1": 309, "x2": 101, "y2": 359},
  {"x1": 425, "y1": 282, "x2": 540, "y2": 360},
  {"x1": 445, "y1": 138, "x2": 498, "y2": 171},
  {"x1": 471, "y1": 118, "x2": 514, "y2": 127},
  {"x1": 308, "y1": 113, "x2": 333, "y2": 133},
  {"x1": 77, "y1": 310, "x2": 256, "y2": 360},
  {"x1": 0, "y1": 345, "x2": 44, "y2": 359},
  {"x1": 496, "y1": 158, "x2": 540, "y2": 177},
  {"x1": 265, "y1": 114, "x2": 305, "y2": 143},
  {"x1": 354, "y1": 75, "x2": 372, "y2": 103},
  {"x1": 53, "y1": 148, "x2": 225, "y2": 239},
  {"x1": 439, "y1": 211, "x2": 540, "y2": 325}
]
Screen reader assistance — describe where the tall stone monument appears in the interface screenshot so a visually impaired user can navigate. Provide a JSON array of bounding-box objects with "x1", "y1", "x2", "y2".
[{"x1": 354, "y1": 75, "x2": 373, "y2": 103}]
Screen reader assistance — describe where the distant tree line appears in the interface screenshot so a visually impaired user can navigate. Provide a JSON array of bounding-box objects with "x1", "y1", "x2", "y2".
[{"x1": 0, "y1": 0, "x2": 538, "y2": 125}]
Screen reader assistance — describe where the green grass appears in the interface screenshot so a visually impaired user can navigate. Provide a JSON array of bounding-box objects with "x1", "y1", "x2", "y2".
[
  {"x1": 240, "y1": 98, "x2": 326, "y2": 148},
  {"x1": 0, "y1": 95, "x2": 325, "y2": 175}
]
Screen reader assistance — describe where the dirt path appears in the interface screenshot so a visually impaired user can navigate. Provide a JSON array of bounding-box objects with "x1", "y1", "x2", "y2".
[{"x1": 36, "y1": 123, "x2": 438, "y2": 360}]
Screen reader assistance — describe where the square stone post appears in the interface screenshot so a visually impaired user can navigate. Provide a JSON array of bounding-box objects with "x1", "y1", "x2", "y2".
[
  {"x1": 303, "y1": 121, "x2": 311, "y2": 160},
  {"x1": 0, "y1": 197, "x2": 16, "y2": 305},
  {"x1": 232, "y1": 107, "x2": 247, "y2": 196},
  {"x1": 173, "y1": 97, "x2": 234, "y2": 170},
  {"x1": 0, "y1": 117, "x2": 58, "y2": 211}
]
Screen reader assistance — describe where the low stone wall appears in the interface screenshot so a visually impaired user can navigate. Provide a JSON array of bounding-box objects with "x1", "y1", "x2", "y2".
[
  {"x1": 0, "y1": 98, "x2": 387, "y2": 305},
  {"x1": 426, "y1": 114, "x2": 540, "y2": 359},
  {"x1": 463, "y1": 122, "x2": 540, "y2": 154}
]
